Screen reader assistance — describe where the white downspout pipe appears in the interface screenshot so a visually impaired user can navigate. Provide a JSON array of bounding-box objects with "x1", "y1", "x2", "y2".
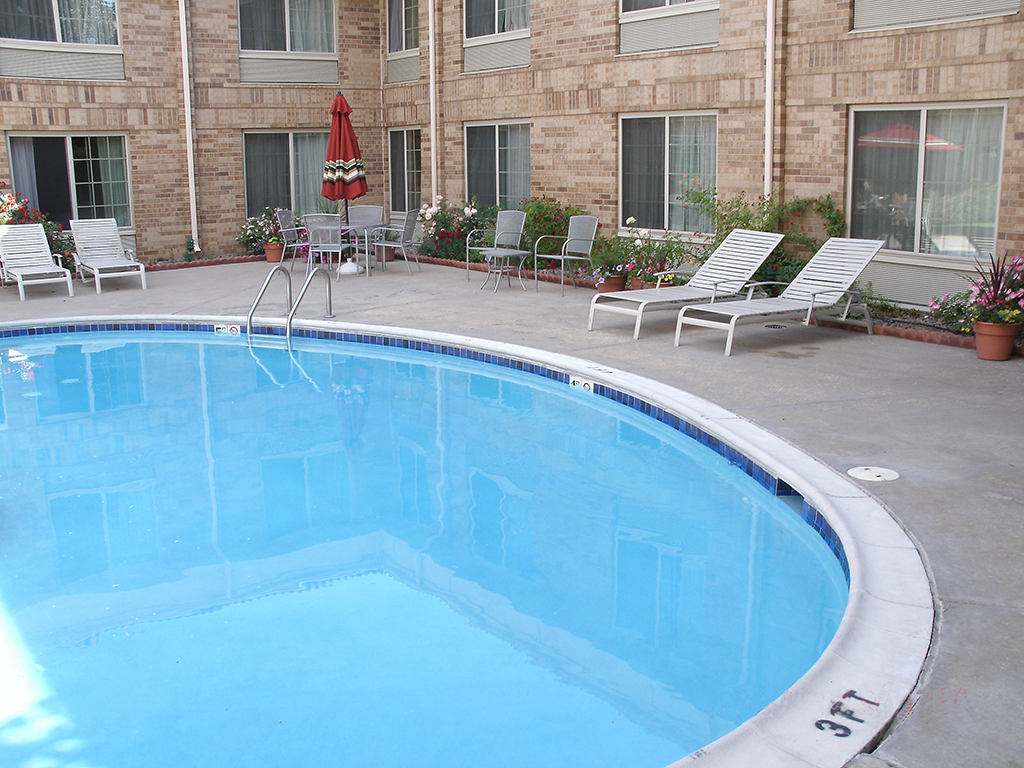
[
  {"x1": 428, "y1": 0, "x2": 438, "y2": 203},
  {"x1": 178, "y1": 0, "x2": 201, "y2": 251},
  {"x1": 764, "y1": 0, "x2": 776, "y2": 199}
]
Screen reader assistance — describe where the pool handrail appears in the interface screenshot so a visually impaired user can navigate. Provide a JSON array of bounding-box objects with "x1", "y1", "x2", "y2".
[{"x1": 247, "y1": 263, "x2": 293, "y2": 338}]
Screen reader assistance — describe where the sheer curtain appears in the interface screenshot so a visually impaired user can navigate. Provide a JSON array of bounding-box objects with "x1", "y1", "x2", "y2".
[
  {"x1": 621, "y1": 117, "x2": 665, "y2": 229},
  {"x1": 921, "y1": 106, "x2": 1003, "y2": 258},
  {"x1": 290, "y1": 0, "x2": 333, "y2": 52},
  {"x1": 668, "y1": 115, "x2": 716, "y2": 233},
  {"x1": 498, "y1": 124, "x2": 530, "y2": 209},
  {"x1": 93, "y1": 135, "x2": 130, "y2": 225},
  {"x1": 466, "y1": 126, "x2": 497, "y2": 209},
  {"x1": 59, "y1": 0, "x2": 118, "y2": 45},
  {"x1": 8, "y1": 137, "x2": 40, "y2": 211},
  {"x1": 497, "y1": 0, "x2": 528, "y2": 32},
  {"x1": 292, "y1": 132, "x2": 328, "y2": 216}
]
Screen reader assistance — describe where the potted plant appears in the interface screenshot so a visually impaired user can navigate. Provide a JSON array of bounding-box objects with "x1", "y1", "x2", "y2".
[
  {"x1": 237, "y1": 207, "x2": 284, "y2": 260},
  {"x1": 968, "y1": 253, "x2": 1024, "y2": 360},
  {"x1": 590, "y1": 238, "x2": 630, "y2": 292}
]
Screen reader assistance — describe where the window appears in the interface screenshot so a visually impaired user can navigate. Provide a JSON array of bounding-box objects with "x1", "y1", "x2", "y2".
[
  {"x1": 465, "y1": 0, "x2": 528, "y2": 38},
  {"x1": 238, "y1": 0, "x2": 334, "y2": 53},
  {"x1": 622, "y1": 0, "x2": 697, "y2": 10},
  {"x1": 850, "y1": 105, "x2": 1004, "y2": 258},
  {"x1": 0, "y1": 0, "x2": 119, "y2": 44},
  {"x1": 853, "y1": 0, "x2": 1018, "y2": 31},
  {"x1": 388, "y1": 0, "x2": 417, "y2": 52},
  {"x1": 389, "y1": 128, "x2": 421, "y2": 213},
  {"x1": 8, "y1": 135, "x2": 130, "y2": 227},
  {"x1": 244, "y1": 132, "x2": 328, "y2": 217},
  {"x1": 465, "y1": 123, "x2": 530, "y2": 210},
  {"x1": 620, "y1": 113, "x2": 716, "y2": 232}
]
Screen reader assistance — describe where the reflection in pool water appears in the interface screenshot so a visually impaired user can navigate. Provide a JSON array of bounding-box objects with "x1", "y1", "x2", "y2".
[{"x1": 0, "y1": 334, "x2": 848, "y2": 768}]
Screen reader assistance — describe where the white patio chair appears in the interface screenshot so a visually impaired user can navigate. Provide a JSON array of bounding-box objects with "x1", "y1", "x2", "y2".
[
  {"x1": 674, "y1": 237, "x2": 886, "y2": 355},
  {"x1": 533, "y1": 214, "x2": 599, "y2": 296},
  {"x1": 69, "y1": 218, "x2": 147, "y2": 294},
  {"x1": 588, "y1": 228, "x2": 784, "y2": 339},
  {"x1": 371, "y1": 209, "x2": 423, "y2": 275},
  {"x1": 466, "y1": 210, "x2": 530, "y2": 292},
  {"x1": 0, "y1": 223, "x2": 75, "y2": 301}
]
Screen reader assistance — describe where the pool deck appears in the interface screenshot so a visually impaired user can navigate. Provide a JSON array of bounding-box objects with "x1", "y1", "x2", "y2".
[{"x1": 2, "y1": 260, "x2": 1021, "y2": 768}]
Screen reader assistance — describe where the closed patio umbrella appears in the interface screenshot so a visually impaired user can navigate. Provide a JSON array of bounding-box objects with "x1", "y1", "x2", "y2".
[{"x1": 322, "y1": 92, "x2": 368, "y2": 208}]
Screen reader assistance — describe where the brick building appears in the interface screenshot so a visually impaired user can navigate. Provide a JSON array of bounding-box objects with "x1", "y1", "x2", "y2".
[{"x1": 1, "y1": 0, "x2": 1021, "y2": 305}]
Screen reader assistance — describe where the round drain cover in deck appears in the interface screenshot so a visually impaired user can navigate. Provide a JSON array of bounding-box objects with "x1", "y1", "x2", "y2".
[{"x1": 847, "y1": 466, "x2": 900, "y2": 482}]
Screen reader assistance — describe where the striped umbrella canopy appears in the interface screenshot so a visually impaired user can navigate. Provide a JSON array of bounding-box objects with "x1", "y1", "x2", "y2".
[{"x1": 322, "y1": 92, "x2": 368, "y2": 202}]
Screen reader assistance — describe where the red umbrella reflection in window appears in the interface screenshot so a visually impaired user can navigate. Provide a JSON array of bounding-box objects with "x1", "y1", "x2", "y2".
[{"x1": 856, "y1": 123, "x2": 963, "y2": 151}]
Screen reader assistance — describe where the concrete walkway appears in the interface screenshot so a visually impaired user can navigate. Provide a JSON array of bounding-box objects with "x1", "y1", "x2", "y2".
[{"x1": 2, "y1": 260, "x2": 1021, "y2": 768}]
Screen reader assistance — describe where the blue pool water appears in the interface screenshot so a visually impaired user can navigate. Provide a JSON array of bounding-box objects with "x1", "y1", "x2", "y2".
[{"x1": 0, "y1": 332, "x2": 848, "y2": 768}]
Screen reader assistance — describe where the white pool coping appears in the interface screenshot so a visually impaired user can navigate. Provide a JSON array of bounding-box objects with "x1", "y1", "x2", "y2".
[{"x1": 1, "y1": 314, "x2": 935, "y2": 768}]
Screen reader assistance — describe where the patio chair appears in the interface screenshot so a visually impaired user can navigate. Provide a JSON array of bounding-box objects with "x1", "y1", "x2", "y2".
[
  {"x1": 533, "y1": 215, "x2": 600, "y2": 296},
  {"x1": 303, "y1": 213, "x2": 354, "y2": 277},
  {"x1": 587, "y1": 228, "x2": 784, "y2": 339},
  {"x1": 275, "y1": 209, "x2": 307, "y2": 270},
  {"x1": 466, "y1": 210, "x2": 530, "y2": 292},
  {"x1": 0, "y1": 223, "x2": 75, "y2": 301},
  {"x1": 674, "y1": 237, "x2": 885, "y2": 355},
  {"x1": 69, "y1": 218, "x2": 147, "y2": 294},
  {"x1": 346, "y1": 204, "x2": 385, "y2": 275},
  {"x1": 371, "y1": 209, "x2": 423, "y2": 275}
]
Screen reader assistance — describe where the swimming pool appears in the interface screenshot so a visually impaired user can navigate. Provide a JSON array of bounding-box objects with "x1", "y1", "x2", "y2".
[{"x1": 0, "y1": 317, "x2": 933, "y2": 768}]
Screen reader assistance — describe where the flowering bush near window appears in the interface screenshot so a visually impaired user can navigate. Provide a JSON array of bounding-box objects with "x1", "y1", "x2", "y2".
[
  {"x1": 1, "y1": 182, "x2": 75, "y2": 270},
  {"x1": 930, "y1": 254, "x2": 1024, "y2": 333},
  {"x1": 236, "y1": 207, "x2": 283, "y2": 254},
  {"x1": 418, "y1": 197, "x2": 497, "y2": 261},
  {"x1": 590, "y1": 217, "x2": 696, "y2": 285},
  {"x1": 522, "y1": 196, "x2": 585, "y2": 258}
]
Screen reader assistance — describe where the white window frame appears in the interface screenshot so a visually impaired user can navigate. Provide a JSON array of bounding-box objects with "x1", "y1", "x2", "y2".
[
  {"x1": 463, "y1": 0, "x2": 529, "y2": 42},
  {"x1": 389, "y1": 127, "x2": 422, "y2": 214},
  {"x1": 619, "y1": 0, "x2": 717, "y2": 20},
  {"x1": 618, "y1": 111, "x2": 718, "y2": 235},
  {"x1": 7, "y1": 132, "x2": 133, "y2": 228},
  {"x1": 242, "y1": 130, "x2": 329, "y2": 217},
  {"x1": 0, "y1": 0, "x2": 121, "y2": 49},
  {"x1": 464, "y1": 120, "x2": 531, "y2": 211},
  {"x1": 237, "y1": 0, "x2": 336, "y2": 55},
  {"x1": 387, "y1": 0, "x2": 418, "y2": 54},
  {"x1": 846, "y1": 102, "x2": 1007, "y2": 264}
]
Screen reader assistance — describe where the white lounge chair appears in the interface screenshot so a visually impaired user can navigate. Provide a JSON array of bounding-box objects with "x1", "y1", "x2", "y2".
[
  {"x1": 587, "y1": 228, "x2": 785, "y2": 339},
  {"x1": 0, "y1": 223, "x2": 75, "y2": 301},
  {"x1": 70, "y1": 218, "x2": 147, "y2": 293},
  {"x1": 674, "y1": 237, "x2": 886, "y2": 355}
]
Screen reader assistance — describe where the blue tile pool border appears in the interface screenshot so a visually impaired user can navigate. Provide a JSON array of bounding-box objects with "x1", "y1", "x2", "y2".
[{"x1": 1, "y1": 319, "x2": 849, "y2": 583}]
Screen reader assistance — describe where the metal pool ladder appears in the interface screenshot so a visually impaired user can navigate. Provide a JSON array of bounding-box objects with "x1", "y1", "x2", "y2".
[{"x1": 247, "y1": 264, "x2": 335, "y2": 344}]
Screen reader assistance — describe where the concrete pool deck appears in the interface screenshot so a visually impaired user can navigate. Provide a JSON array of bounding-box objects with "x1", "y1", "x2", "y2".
[{"x1": 2, "y1": 260, "x2": 1021, "y2": 767}]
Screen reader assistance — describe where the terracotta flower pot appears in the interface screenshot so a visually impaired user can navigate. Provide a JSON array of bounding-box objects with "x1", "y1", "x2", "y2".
[
  {"x1": 264, "y1": 243, "x2": 284, "y2": 263},
  {"x1": 973, "y1": 321, "x2": 1022, "y2": 361},
  {"x1": 597, "y1": 274, "x2": 628, "y2": 293}
]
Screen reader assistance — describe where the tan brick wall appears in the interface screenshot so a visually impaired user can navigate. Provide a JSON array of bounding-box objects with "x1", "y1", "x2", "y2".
[{"x1": 3, "y1": 0, "x2": 1022, "y2": 277}]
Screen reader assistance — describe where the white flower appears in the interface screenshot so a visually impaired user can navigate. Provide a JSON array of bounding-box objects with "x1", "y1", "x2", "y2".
[
  {"x1": 625, "y1": 216, "x2": 636, "y2": 225},
  {"x1": 634, "y1": 238, "x2": 644, "y2": 249},
  {"x1": 424, "y1": 211, "x2": 433, "y2": 220},
  {"x1": 464, "y1": 206, "x2": 477, "y2": 217}
]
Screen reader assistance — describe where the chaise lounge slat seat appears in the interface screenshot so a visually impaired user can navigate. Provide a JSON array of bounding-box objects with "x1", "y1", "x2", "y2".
[
  {"x1": 70, "y1": 218, "x2": 147, "y2": 294},
  {"x1": 587, "y1": 228, "x2": 785, "y2": 339},
  {"x1": 674, "y1": 237, "x2": 885, "y2": 355},
  {"x1": 0, "y1": 223, "x2": 75, "y2": 301}
]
